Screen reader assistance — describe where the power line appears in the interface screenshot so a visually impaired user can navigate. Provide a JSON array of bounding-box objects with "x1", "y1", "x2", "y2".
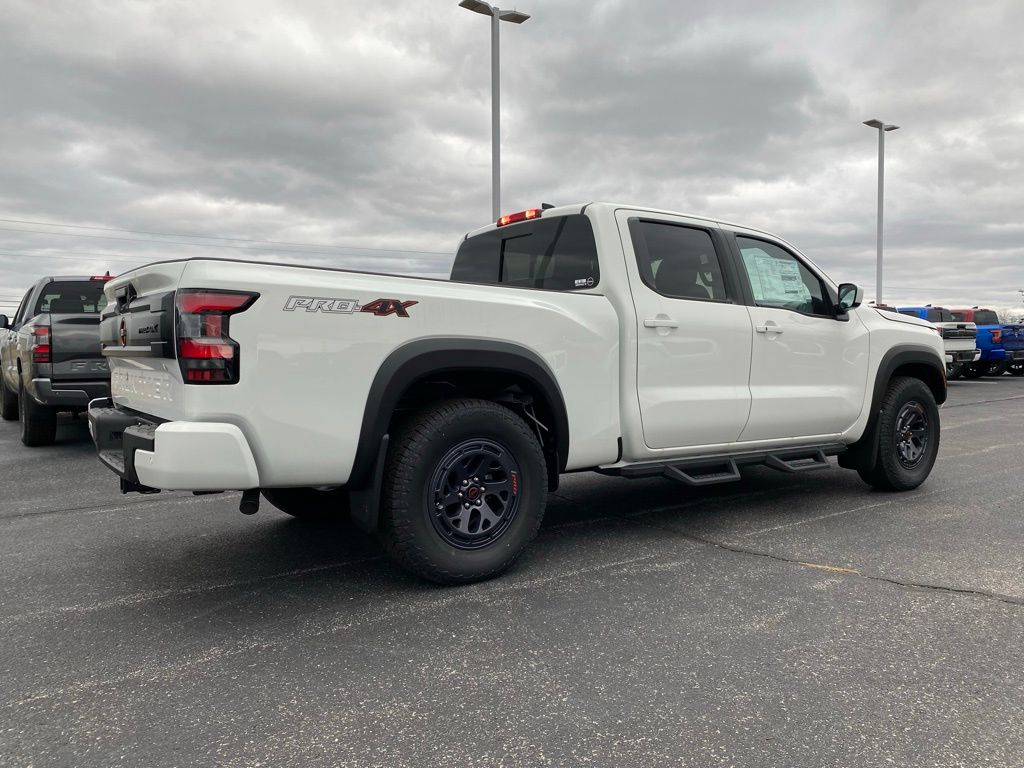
[{"x1": 0, "y1": 222, "x2": 453, "y2": 257}]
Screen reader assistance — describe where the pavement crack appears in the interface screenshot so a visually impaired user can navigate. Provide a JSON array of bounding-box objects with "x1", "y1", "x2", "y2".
[{"x1": 616, "y1": 514, "x2": 1024, "y2": 608}]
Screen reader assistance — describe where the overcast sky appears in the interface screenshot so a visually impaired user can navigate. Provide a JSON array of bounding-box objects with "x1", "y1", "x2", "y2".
[{"x1": 1, "y1": 0, "x2": 1023, "y2": 315}]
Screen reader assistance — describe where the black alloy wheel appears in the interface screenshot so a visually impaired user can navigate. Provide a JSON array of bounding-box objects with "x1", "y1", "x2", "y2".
[
  {"x1": 893, "y1": 401, "x2": 929, "y2": 470},
  {"x1": 428, "y1": 438, "x2": 521, "y2": 550}
]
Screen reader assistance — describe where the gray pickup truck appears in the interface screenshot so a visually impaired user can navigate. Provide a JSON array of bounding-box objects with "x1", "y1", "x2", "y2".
[{"x1": 0, "y1": 275, "x2": 112, "y2": 445}]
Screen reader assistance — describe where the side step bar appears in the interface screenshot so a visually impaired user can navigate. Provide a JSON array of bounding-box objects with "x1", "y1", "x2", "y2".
[{"x1": 602, "y1": 444, "x2": 844, "y2": 487}]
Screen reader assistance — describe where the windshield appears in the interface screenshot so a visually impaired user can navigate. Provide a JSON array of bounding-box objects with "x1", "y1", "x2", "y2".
[{"x1": 33, "y1": 281, "x2": 108, "y2": 315}]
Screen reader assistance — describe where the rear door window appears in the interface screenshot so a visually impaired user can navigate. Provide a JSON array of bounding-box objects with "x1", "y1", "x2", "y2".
[
  {"x1": 628, "y1": 220, "x2": 731, "y2": 301},
  {"x1": 451, "y1": 215, "x2": 599, "y2": 291}
]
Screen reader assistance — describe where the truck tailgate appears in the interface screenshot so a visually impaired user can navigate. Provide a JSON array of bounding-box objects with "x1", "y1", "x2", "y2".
[
  {"x1": 100, "y1": 262, "x2": 189, "y2": 420},
  {"x1": 49, "y1": 313, "x2": 108, "y2": 380}
]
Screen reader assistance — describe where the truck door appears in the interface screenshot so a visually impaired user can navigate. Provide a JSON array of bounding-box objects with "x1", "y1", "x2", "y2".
[
  {"x1": 730, "y1": 234, "x2": 870, "y2": 441},
  {"x1": 616, "y1": 210, "x2": 753, "y2": 449},
  {"x1": 1, "y1": 290, "x2": 31, "y2": 391}
]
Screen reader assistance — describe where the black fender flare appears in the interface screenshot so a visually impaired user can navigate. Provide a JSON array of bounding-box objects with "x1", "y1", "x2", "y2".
[
  {"x1": 839, "y1": 344, "x2": 947, "y2": 471},
  {"x1": 348, "y1": 337, "x2": 570, "y2": 490}
]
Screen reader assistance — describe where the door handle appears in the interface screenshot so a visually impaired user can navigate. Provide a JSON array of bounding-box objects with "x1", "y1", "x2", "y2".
[
  {"x1": 755, "y1": 323, "x2": 783, "y2": 334},
  {"x1": 643, "y1": 318, "x2": 679, "y2": 329}
]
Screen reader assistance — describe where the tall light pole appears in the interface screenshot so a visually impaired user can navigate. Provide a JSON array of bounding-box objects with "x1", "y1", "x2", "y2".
[
  {"x1": 459, "y1": 0, "x2": 530, "y2": 220},
  {"x1": 863, "y1": 119, "x2": 899, "y2": 305}
]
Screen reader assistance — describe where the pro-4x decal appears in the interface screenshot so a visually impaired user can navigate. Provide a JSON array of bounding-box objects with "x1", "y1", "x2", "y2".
[
  {"x1": 283, "y1": 296, "x2": 417, "y2": 317},
  {"x1": 360, "y1": 299, "x2": 418, "y2": 318}
]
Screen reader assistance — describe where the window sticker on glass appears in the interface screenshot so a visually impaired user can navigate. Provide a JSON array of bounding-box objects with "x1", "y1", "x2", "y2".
[{"x1": 741, "y1": 248, "x2": 812, "y2": 306}]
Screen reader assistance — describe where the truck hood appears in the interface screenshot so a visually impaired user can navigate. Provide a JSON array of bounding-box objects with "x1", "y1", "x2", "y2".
[{"x1": 874, "y1": 309, "x2": 934, "y2": 330}]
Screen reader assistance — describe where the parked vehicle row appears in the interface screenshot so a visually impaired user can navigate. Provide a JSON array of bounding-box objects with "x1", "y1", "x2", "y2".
[{"x1": 882, "y1": 304, "x2": 1024, "y2": 380}]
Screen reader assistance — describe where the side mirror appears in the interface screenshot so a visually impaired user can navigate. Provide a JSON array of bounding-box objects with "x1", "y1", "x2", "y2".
[
  {"x1": 0, "y1": 314, "x2": 9, "y2": 330},
  {"x1": 837, "y1": 283, "x2": 863, "y2": 312}
]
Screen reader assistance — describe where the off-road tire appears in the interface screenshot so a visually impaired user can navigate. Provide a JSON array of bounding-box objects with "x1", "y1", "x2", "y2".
[
  {"x1": 0, "y1": 378, "x2": 17, "y2": 420},
  {"x1": 962, "y1": 363, "x2": 984, "y2": 379},
  {"x1": 857, "y1": 376, "x2": 940, "y2": 492},
  {"x1": 380, "y1": 398, "x2": 547, "y2": 585},
  {"x1": 1009, "y1": 362, "x2": 1024, "y2": 377},
  {"x1": 946, "y1": 363, "x2": 963, "y2": 381},
  {"x1": 987, "y1": 361, "x2": 1008, "y2": 377},
  {"x1": 261, "y1": 487, "x2": 352, "y2": 522},
  {"x1": 18, "y1": 380, "x2": 56, "y2": 447}
]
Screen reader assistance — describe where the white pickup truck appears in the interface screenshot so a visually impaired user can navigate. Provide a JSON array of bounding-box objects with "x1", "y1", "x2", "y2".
[{"x1": 88, "y1": 203, "x2": 947, "y2": 583}]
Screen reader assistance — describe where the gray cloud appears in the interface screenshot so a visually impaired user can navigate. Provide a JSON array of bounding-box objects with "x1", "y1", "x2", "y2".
[{"x1": 0, "y1": 0, "x2": 1022, "y2": 316}]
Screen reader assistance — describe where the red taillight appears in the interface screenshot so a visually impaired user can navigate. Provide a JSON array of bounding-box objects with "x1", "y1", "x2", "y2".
[
  {"x1": 497, "y1": 208, "x2": 542, "y2": 227},
  {"x1": 176, "y1": 289, "x2": 258, "y2": 385},
  {"x1": 32, "y1": 327, "x2": 51, "y2": 364},
  {"x1": 178, "y1": 291, "x2": 256, "y2": 314},
  {"x1": 991, "y1": 329, "x2": 1003, "y2": 343}
]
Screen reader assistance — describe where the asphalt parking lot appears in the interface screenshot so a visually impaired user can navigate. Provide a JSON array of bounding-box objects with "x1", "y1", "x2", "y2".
[{"x1": 1, "y1": 379, "x2": 1022, "y2": 768}]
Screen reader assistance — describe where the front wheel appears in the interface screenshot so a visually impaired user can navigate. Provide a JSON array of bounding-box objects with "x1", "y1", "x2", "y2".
[
  {"x1": 962, "y1": 363, "x2": 984, "y2": 379},
  {"x1": 857, "y1": 376, "x2": 940, "y2": 492},
  {"x1": 1009, "y1": 362, "x2": 1024, "y2": 377},
  {"x1": 0, "y1": 378, "x2": 17, "y2": 421},
  {"x1": 380, "y1": 398, "x2": 548, "y2": 585},
  {"x1": 261, "y1": 486, "x2": 351, "y2": 522}
]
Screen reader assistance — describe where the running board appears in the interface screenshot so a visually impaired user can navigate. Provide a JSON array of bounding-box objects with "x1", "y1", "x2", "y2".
[
  {"x1": 601, "y1": 444, "x2": 844, "y2": 486},
  {"x1": 764, "y1": 449, "x2": 830, "y2": 473},
  {"x1": 664, "y1": 459, "x2": 741, "y2": 486}
]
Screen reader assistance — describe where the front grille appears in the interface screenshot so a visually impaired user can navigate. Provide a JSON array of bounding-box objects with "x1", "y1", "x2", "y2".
[{"x1": 942, "y1": 329, "x2": 975, "y2": 339}]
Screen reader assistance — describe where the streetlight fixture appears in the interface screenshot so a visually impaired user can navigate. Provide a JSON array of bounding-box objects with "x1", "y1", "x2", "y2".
[
  {"x1": 459, "y1": 0, "x2": 530, "y2": 221},
  {"x1": 863, "y1": 119, "x2": 899, "y2": 305}
]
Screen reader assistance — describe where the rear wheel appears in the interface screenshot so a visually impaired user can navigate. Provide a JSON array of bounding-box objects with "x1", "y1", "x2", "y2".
[
  {"x1": 987, "y1": 361, "x2": 1008, "y2": 377},
  {"x1": 380, "y1": 398, "x2": 547, "y2": 585},
  {"x1": 1009, "y1": 362, "x2": 1024, "y2": 377},
  {"x1": 963, "y1": 363, "x2": 984, "y2": 379},
  {"x1": 261, "y1": 486, "x2": 352, "y2": 522},
  {"x1": 857, "y1": 376, "x2": 940, "y2": 491},
  {"x1": 18, "y1": 380, "x2": 56, "y2": 447},
  {"x1": 0, "y1": 378, "x2": 17, "y2": 420},
  {"x1": 946, "y1": 363, "x2": 963, "y2": 381}
]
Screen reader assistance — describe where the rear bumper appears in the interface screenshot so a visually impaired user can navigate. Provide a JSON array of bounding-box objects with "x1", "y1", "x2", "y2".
[
  {"x1": 30, "y1": 378, "x2": 109, "y2": 408},
  {"x1": 88, "y1": 398, "x2": 259, "y2": 491},
  {"x1": 1005, "y1": 349, "x2": 1024, "y2": 361},
  {"x1": 945, "y1": 349, "x2": 980, "y2": 364},
  {"x1": 980, "y1": 349, "x2": 1008, "y2": 361}
]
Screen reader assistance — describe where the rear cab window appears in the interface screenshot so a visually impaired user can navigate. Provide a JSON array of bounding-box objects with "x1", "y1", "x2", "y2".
[
  {"x1": 927, "y1": 308, "x2": 953, "y2": 322},
  {"x1": 973, "y1": 310, "x2": 999, "y2": 325},
  {"x1": 451, "y1": 215, "x2": 599, "y2": 291},
  {"x1": 34, "y1": 281, "x2": 108, "y2": 315}
]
